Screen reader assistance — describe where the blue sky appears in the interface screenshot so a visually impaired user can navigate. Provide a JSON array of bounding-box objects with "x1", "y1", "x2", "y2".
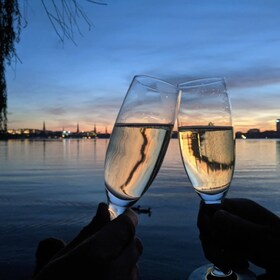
[{"x1": 6, "y1": 0, "x2": 280, "y2": 132}]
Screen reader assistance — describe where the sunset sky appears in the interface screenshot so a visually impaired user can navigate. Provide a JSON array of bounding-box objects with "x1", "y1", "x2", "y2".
[{"x1": 6, "y1": 0, "x2": 280, "y2": 133}]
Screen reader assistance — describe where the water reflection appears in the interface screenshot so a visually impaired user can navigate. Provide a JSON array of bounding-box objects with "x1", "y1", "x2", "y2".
[
  {"x1": 43, "y1": 140, "x2": 46, "y2": 160},
  {"x1": 0, "y1": 140, "x2": 8, "y2": 161},
  {"x1": 92, "y1": 139, "x2": 96, "y2": 163},
  {"x1": 235, "y1": 139, "x2": 277, "y2": 170},
  {"x1": 76, "y1": 139, "x2": 80, "y2": 160},
  {"x1": 0, "y1": 139, "x2": 279, "y2": 273},
  {"x1": 276, "y1": 140, "x2": 280, "y2": 170}
]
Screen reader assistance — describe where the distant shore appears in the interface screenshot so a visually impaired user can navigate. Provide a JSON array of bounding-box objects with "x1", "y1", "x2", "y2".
[
  {"x1": 1, "y1": 130, "x2": 280, "y2": 140},
  {"x1": 0, "y1": 133, "x2": 110, "y2": 140},
  {"x1": 235, "y1": 130, "x2": 280, "y2": 139}
]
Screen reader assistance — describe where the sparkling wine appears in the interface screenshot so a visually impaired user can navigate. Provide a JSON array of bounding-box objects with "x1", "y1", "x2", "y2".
[
  {"x1": 105, "y1": 123, "x2": 173, "y2": 200},
  {"x1": 178, "y1": 126, "x2": 235, "y2": 195}
]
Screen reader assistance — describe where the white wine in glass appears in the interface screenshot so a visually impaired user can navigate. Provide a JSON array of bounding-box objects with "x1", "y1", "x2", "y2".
[
  {"x1": 178, "y1": 78, "x2": 256, "y2": 280},
  {"x1": 178, "y1": 125, "x2": 235, "y2": 203},
  {"x1": 104, "y1": 75, "x2": 180, "y2": 219}
]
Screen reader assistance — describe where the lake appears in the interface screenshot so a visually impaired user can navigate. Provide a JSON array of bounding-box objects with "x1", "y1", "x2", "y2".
[{"x1": 0, "y1": 139, "x2": 279, "y2": 280}]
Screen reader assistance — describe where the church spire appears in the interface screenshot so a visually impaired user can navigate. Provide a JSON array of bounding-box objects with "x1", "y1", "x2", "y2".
[
  {"x1": 94, "y1": 123, "x2": 97, "y2": 134},
  {"x1": 43, "y1": 121, "x2": 46, "y2": 132},
  {"x1": 77, "y1": 123, "x2": 80, "y2": 133}
]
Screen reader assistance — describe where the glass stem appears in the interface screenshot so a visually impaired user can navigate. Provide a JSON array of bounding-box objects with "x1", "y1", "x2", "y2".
[{"x1": 108, "y1": 202, "x2": 126, "y2": 220}]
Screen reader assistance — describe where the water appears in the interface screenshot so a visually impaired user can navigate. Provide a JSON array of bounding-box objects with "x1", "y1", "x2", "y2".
[{"x1": 0, "y1": 139, "x2": 279, "y2": 280}]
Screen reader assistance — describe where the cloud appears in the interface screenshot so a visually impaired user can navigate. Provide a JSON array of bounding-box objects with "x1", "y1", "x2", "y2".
[
  {"x1": 164, "y1": 63, "x2": 280, "y2": 89},
  {"x1": 226, "y1": 67, "x2": 280, "y2": 89},
  {"x1": 38, "y1": 95, "x2": 122, "y2": 129},
  {"x1": 44, "y1": 106, "x2": 67, "y2": 115}
]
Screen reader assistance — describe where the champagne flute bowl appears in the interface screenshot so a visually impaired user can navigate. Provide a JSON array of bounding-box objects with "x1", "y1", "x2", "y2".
[
  {"x1": 104, "y1": 75, "x2": 180, "y2": 219},
  {"x1": 178, "y1": 78, "x2": 255, "y2": 279},
  {"x1": 178, "y1": 77, "x2": 235, "y2": 205}
]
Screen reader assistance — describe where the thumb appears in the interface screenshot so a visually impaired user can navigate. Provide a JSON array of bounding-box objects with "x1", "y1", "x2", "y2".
[
  {"x1": 79, "y1": 202, "x2": 111, "y2": 235},
  {"x1": 90, "y1": 207, "x2": 137, "y2": 259},
  {"x1": 69, "y1": 207, "x2": 138, "y2": 261}
]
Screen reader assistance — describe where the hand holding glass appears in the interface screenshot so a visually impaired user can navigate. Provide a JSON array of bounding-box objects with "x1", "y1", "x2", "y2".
[
  {"x1": 104, "y1": 75, "x2": 180, "y2": 219},
  {"x1": 178, "y1": 78, "x2": 238, "y2": 279}
]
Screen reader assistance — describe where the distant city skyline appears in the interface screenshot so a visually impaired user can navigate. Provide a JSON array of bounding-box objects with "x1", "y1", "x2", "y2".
[
  {"x1": 5, "y1": 121, "x2": 280, "y2": 141},
  {"x1": 6, "y1": 0, "x2": 280, "y2": 133},
  {"x1": 7, "y1": 118, "x2": 280, "y2": 134},
  {"x1": 8, "y1": 122, "x2": 109, "y2": 134}
]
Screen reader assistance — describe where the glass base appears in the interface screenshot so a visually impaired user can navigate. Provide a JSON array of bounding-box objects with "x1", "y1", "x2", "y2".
[{"x1": 188, "y1": 264, "x2": 256, "y2": 280}]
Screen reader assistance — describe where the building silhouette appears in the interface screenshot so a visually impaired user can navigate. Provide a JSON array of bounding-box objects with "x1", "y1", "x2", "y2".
[
  {"x1": 277, "y1": 119, "x2": 280, "y2": 132},
  {"x1": 94, "y1": 124, "x2": 97, "y2": 134},
  {"x1": 43, "y1": 121, "x2": 46, "y2": 133}
]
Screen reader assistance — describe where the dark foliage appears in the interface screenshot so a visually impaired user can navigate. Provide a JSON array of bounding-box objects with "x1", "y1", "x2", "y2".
[
  {"x1": 0, "y1": 0, "x2": 104, "y2": 132},
  {"x1": 0, "y1": 0, "x2": 21, "y2": 132}
]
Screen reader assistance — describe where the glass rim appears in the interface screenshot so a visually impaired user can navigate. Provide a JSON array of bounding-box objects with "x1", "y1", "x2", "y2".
[
  {"x1": 178, "y1": 77, "x2": 226, "y2": 89},
  {"x1": 133, "y1": 74, "x2": 177, "y2": 92}
]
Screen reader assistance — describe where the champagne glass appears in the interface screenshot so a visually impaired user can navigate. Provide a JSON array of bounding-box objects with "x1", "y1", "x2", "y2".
[
  {"x1": 177, "y1": 78, "x2": 255, "y2": 279},
  {"x1": 104, "y1": 75, "x2": 180, "y2": 219}
]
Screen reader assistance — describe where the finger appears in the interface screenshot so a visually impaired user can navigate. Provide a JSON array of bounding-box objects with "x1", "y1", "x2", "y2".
[
  {"x1": 37, "y1": 208, "x2": 139, "y2": 280},
  {"x1": 89, "y1": 209, "x2": 138, "y2": 259},
  {"x1": 103, "y1": 265, "x2": 140, "y2": 280},
  {"x1": 222, "y1": 198, "x2": 280, "y2": 228},
  {"x1": 215, "y1": 209, "x2": 280, "y2": 270},
  {"x1": 33, "y1": 238, "x2": 66, "y2": 276},
  {"x1": 114, "y1": 237, "x2": 143, "y2": 267},
  {"x1": 197, "y1": 201, "x2": 222, "y2": 233},
  {"x1": 130, "y1": 265, "x2": 140, "y2": 280},
  {"x1": 123, "y1": 207, "x2": 138, "y2": 229},
  {"x1": 65, "y1": 207, "x2": 138, "y2": 262},
  {"x1": 105, "y1": 237, "x2": 143, "y2": 280},
  {"x1": 52, "y1": 202, "x2": 110, "y2": 259},
  {"x1": 33, "y1": 237, "x2": 142, "y2": 280},
  {"x1": 213, "y1": 209, "x2": 269, "y2": 247},
  {"x1": 79, "y1": 202, "x2": 111, "y2": 235},
  {"x1": 214, "y1": 209, "x2": 279, "y2": 267}
]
